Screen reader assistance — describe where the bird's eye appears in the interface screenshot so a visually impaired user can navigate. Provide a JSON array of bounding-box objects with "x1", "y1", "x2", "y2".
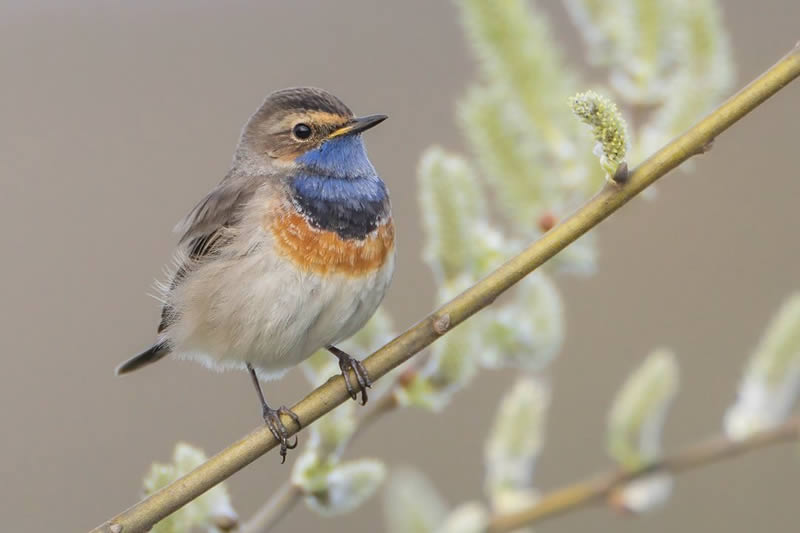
[{"x1": 292, "y1": 123, "x2": 312, "y2": 140}]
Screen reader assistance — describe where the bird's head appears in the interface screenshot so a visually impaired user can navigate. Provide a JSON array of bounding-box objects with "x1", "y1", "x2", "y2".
[{"x1": 234, "y1": 87, "x2": 387, "y2": 178}]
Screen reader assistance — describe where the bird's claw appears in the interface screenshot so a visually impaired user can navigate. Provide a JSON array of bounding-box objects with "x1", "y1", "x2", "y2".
[
  {"x1": 338, "y1": 352, "x2": 372, "y2": 405},
  {"x1": 261, "y1": 405, "x2": 301, "y2": 463}
]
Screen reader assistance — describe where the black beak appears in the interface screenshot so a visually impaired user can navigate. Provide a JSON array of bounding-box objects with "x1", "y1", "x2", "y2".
[{"x1": 329, "y1": 114, "x2": 388, "y2": 138}]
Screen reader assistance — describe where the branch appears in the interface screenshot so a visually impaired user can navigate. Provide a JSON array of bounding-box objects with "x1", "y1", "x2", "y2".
[
  {"x1": 90, "y1": 43, "x2": 800, "y2": 533},
  {"x1": 487, "y1": 416, "x2": 800, "y2": 532},
  {"x1": 239, "y1": 386, "x2": 402, "y2": 532},
  {"x1": 239, "y1": 482, "x2": 302, "y2": 533}
]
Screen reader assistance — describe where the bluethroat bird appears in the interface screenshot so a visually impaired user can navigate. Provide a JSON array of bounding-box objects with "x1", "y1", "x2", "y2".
[{"x1": 116, "y1": 88, "x2": 393, "y2": 462}]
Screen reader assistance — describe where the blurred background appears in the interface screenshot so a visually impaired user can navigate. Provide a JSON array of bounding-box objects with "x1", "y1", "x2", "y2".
[{"x1": 1, "y1": 1, "x2": 799, "y2": 532}]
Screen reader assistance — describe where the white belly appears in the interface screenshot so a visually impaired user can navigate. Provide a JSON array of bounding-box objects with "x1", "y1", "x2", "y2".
[{"x1": 166, "y1": 245, "x2": 395, "y2": 379}]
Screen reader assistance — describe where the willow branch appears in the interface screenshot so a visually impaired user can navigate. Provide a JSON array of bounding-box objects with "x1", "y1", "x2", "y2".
[
  {"x1": 90, "y1": 43, "x2": 800, "y2": 533},
  {"x1": 349, "y1": 381, "x2": 402, "y2": 442},
  {"x1": 487, "y1": 416, "x2": 800, "y2": 532},
  {"x1": 239, "y1": 482, "x2": 302, "y2": 533},
  {"x1": 240, "y1": 386, "x2": 401, "y2": 533}
]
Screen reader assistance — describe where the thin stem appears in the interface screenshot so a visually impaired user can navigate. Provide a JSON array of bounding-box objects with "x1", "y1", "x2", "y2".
[
  {"x1": 239, "y1": 482, "x2": 302, "y2": 533},
  {"x1": 241, "y1": 385, "x2": 400, "y2": 533},
  {"x1": 487, "y1": 416, "x2": 800, "y2": 532},
  {"x1": 90, "y1": 43, "x2": 800, "y2": 533},
  {"x1": 349, "y1": 390, "x2": 399, "y2": 443}
]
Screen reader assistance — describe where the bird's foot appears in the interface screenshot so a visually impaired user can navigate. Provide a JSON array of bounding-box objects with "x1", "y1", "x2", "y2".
[
  {"x1": 261, "y1": 405, "x2": 300, "y2": 463},
  {"x1": 328, "y1": 346, "x2": 372, "y2": 405}
]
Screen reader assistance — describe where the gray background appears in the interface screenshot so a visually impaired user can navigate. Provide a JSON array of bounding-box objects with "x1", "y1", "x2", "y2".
[{"x1": 1, "y1": 1, "x2": 798, "y2": 532}]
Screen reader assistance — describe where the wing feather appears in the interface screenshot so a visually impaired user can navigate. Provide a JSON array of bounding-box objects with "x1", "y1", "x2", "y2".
[{"x1": 158, "y1": 173, "x2": 263, "y2": 333}]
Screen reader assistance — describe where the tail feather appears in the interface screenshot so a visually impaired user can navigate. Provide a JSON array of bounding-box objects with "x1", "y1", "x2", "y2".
[{"x1": 116, "y1": 343, "x2": 169, "y2": 375}]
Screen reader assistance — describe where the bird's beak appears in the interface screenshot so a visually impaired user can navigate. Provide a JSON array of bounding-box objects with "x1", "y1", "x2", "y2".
[{"x1": 327, "y1": 114, "x2": 388, "y2": 139}]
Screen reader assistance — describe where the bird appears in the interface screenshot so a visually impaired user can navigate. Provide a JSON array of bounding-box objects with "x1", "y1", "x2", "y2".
[{"x1": 116, "y1": 87, "x2": 394, "y2": 462}]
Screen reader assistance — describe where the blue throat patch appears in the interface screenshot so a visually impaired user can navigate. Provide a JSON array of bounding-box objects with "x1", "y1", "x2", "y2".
[
  {"x1": 292, "y1": 135, "x2": 389, "y2": 240},
  {"x1": 296, "y1": 135, "x2": 377, "y2": 178}
]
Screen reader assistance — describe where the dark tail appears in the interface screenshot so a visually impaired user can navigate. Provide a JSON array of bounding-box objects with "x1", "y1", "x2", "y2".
[{"x1": 116, "y1": 343, "x2": 169, "y2": 375}]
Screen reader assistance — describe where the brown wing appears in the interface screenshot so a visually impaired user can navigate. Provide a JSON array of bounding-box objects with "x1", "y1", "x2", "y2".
[
  {"x1": 174, "y1": 172, "x2": 262, "y2": 245},
  {"x1": 158, "y1": 173, "x2": 262, "y2": 333}
]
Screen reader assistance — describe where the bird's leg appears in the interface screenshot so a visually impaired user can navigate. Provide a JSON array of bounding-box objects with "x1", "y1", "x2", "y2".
[
  {"x1": 246, "y1": 363, "x2": 300, "y2": 463},
  {"x1": 327, "y1": 346, "x2": 372, "y2": 405}
]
